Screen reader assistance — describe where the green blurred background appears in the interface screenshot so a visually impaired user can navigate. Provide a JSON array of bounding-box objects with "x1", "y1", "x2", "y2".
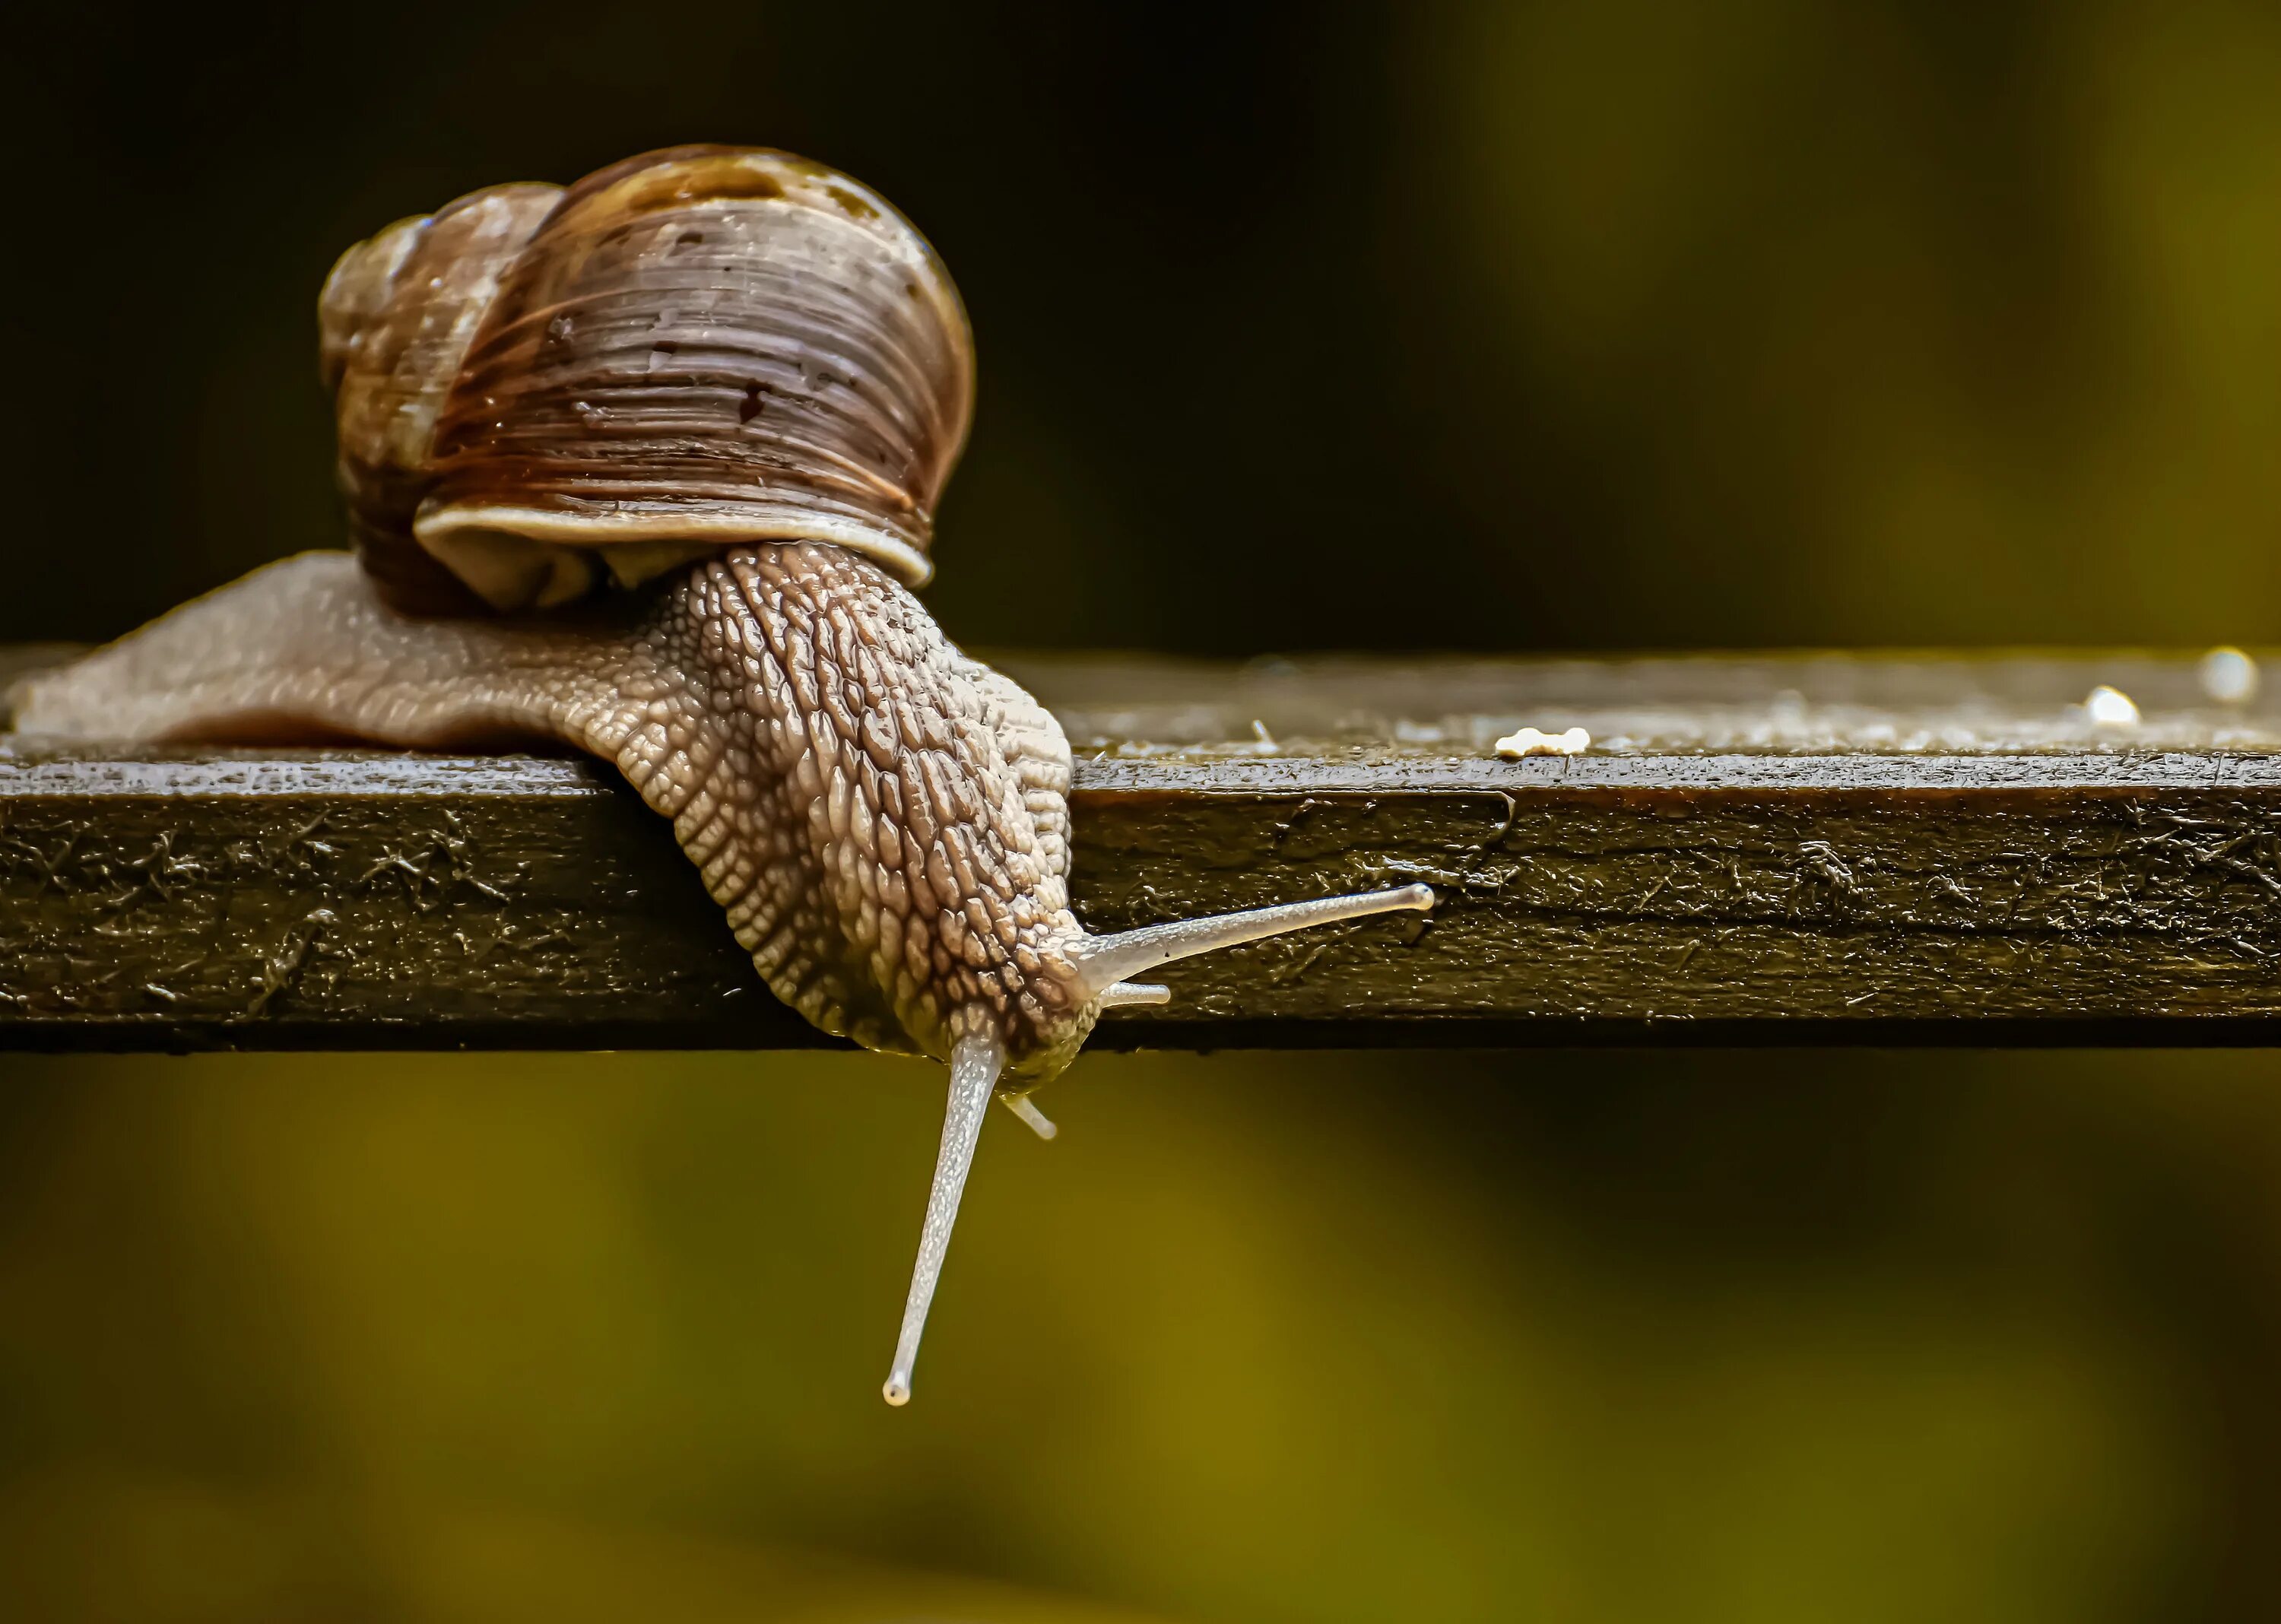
[{"x1": 7, "y1": 1, "x2": 2281, "y2": 1618}]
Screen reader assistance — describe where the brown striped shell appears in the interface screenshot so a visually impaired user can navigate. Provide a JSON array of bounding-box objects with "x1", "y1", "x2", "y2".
[{"x1": 319, "y1": 145, "x2": 976, "y2": 614}]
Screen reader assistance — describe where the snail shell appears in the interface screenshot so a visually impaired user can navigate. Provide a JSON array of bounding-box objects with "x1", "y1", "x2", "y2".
[{"x1": 321, "y1": 144, "x2": 974, "y2": 614}]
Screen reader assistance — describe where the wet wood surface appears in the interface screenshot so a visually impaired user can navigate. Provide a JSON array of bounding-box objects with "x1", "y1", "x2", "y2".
[{"x1": 9, "y1": 647, "x2": 2281, "y2": 1049}]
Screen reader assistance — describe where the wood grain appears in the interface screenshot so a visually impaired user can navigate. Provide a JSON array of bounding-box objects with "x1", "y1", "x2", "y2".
[{"x1": 9, "y1": 649, "x2": 2281, "y2": 1048}]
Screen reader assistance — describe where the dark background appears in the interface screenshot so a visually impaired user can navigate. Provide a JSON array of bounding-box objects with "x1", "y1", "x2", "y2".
[
  {"x1": 8, "y1": 3, "x2": 2281, "y2": 1620},
  {"x1": 11, "y1": 1, "x2": 2281, "y2": 653}
]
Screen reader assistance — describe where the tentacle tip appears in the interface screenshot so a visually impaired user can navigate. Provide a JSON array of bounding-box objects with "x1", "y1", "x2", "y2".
[
  {"x1": 1002, "y1": 1093, "x2": 1059, "y2": 1140},
  {"x1": 883, "y1": 1375, "x2": 912, "y2": 1407},
  {"x1": 1399, "y1": 883, "x2": 1437, "y2": 910}
]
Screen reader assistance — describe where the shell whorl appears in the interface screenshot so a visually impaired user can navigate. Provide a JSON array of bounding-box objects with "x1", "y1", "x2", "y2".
[{"x1": 320, "y1": 146, "x2": 976, "y2": 614}]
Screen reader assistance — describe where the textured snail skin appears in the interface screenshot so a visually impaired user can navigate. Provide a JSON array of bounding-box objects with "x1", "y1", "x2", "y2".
[{"x1": 13, "y1": 544, "x2": 1101, "y2": 1078}]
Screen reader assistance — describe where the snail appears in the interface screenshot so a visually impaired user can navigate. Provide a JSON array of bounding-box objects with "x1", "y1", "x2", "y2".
[{"x1": 10, "y1": 146, "x2": 1435, "y2": 1404}]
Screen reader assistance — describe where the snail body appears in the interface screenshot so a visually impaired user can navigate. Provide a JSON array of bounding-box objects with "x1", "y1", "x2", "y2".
[{"x1": 12, "y1": 147, "x2": 1433, "y2": 1404}]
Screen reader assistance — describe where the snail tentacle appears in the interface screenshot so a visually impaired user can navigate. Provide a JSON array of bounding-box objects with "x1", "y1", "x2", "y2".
[
  {"x1": 1068, "y1": 884, "x2": 1439, "y2": 998},
  {"x1": 1000, "y1": 1093, "x2": 1059, "y2": 1139},
  {"x1": 884, "y1": 1014, "x2": 1004, "y2": 1407}
]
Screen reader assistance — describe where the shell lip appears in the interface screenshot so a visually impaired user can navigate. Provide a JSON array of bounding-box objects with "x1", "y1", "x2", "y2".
[{"x1": 412, "y1": 499, "x2": 935, "y2": 609}]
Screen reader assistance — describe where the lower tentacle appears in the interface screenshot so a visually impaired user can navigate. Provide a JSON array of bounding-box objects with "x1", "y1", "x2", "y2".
[{"x1": 884, "y1": 1015, "x2": 1004, "y2": 1406}]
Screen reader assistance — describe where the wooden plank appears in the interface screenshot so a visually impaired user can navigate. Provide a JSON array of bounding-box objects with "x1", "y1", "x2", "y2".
[{"x1": 9, "y1": 649, "x2": 2281, "y2": 1048}]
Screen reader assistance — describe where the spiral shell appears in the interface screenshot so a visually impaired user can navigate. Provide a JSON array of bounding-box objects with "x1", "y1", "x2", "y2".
[{"x1": 320, "y1": 146, "x2": 976, "y2": 614}]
